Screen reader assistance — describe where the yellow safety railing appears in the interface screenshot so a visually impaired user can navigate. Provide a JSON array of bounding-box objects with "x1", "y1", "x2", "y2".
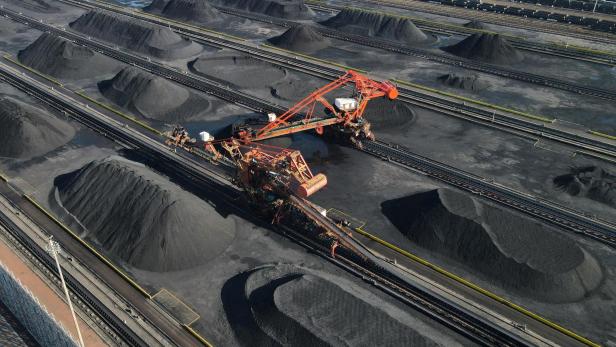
[
  {"x1": 23, "y1": 195, "x2": 153, "y2": 299},
  {"x1": 353, "y1": 226, "x2": 600, "y2": 347}
]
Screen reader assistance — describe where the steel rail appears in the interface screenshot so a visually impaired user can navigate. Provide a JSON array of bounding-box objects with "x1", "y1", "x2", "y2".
[
  {"x1": 0, "y1": 61, "x2": 532, "y2": 347},
  {"x1": 41, "y1": 1, "x2": 616, "y2": 159},
  {"x1": 1, "y1": 7, "x2": 614, "y2": 247}
]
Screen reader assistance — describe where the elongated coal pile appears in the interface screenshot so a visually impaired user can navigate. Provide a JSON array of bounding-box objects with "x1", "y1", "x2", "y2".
[
  {"x1": 56, "y1": 157, "x2": 236, "y2": 272},
  {"x1": 209, "y1": 0, "x2": 314, "y2": 19},
  {"x1": 321, "y1": 8, "x2": 429, "y2": 45},
  {"x1": 18, "y1": 33, "x2": 119, "y2": 79},
  {"x1": 382, "y1": 188, "x2": 602, "y2": 303},
  {"x1": 0, "y1": 96, "x2": 75, "y2": 159},
  {"x1": 144, "y1": 0, "x2": 222, "y2": 23},
  {"x1": 69, "y1": 10, "x2": 202, "y2": 59},
  {"x1": 267, "y1": 24, "x2": 331, "y2": 53},
  {"x1": 442, "y1": 33, "x2": 523, "y2": 64}
]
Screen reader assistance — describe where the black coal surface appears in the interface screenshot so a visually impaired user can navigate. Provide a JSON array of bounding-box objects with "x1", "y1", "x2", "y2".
[
  {"x1": 382, "y1": 188, "x2": 602, "y2": 302},
  {"x1": 144, "y1": 0, "x2": 222, "y2": 23},
  {"x1": 321, "y1": 8, "x2": 429, "y2": 45},
  {"x1": 0, "y1": 96, "x2": 75, "y2": 159},
  {"x1": 69, "y1": 10, "x2": 202, "y2": 59},
  {"x1": 209, "y1": 0, "x2": 314, "y2": 19},
  {"x1": 463, "y1": 20, "x2": 487, "y2": 30},
  {"x1": 224, "y1": 265, "x2": 446, "y2": 346},
  {"x1": 437, "y1": 73, "x2": 489, "y2": 91},
  {"x1": 268, "y1": 24, "x2": 331, "y2": 53},
  {"x1": 18, "y1": 33, "x2": 119, "y2": 80},
  {"x1": 362, "y1": 98, "x2": 416, "y2": 131},
  {"x1": 98, "y1": 67, "x2": 212, "y2": 121},
  {"x1": 189, "y1": 52, "x2": 287, "y2": 88},
  {"x1": 2, "y1": 0, "x2": 59, "y2": 13},
  {"x1": 442, "y1": 33, "x2": 523, "y2": 65},
  {"x1": 554, "y1": 166, "x2": 616, "y2": 208},
  {"x1": 56, "y1": 156, "x2": 236, "y2": 272}
]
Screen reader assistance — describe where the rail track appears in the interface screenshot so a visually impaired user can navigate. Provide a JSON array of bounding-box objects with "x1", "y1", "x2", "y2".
[
  {"x1": 342, "y1": 0, "x2": 616, "y2": 44},
  {"x1": 2, "y1": 5, "x2": 614, "y2": 249},
  {"x1": 307, "y1": 2, "x2": 616, "y2": 66},
  {"x1": 0, "y1": 197, "x2": 149, "y2": 347},
  {"x1": 363, "y1": 140, "x2": 616, "y2": 248},
  {"x1": 285, "y1": 195, "x2": 532, "y2": 346},
  {"x1": 194, "y1": 4, "x2": 616, "y2": 101},
  {"x1": 0, "y1": 60, "x2": 538, "y2": 347},
  {"x1": 25, "y1": 2, "x2": 616, "y2": 161},
  {"x1": 51, "y1": 0, "x2": 616, "y2": 100}
]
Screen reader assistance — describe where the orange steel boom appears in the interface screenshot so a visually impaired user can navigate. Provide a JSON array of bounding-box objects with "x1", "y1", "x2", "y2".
[{"x1": 252, "y1": 70, "x2": 398, "y2": 141}]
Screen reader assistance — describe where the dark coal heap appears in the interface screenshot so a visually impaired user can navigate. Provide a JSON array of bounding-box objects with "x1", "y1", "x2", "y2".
[
  {"x1": 362, "y1": 98, "x2": 416, "y2": 131},
  {"x1": 437, "y1": 73, "x2": 489, "y2": 91},
  {"x1": 144, "y1": 0, "x2": 221, "y2": 22},
  {"x1": 382, "y1": 188, "x2": 602, "y2": 302},
  {"x1": 0, "y1": 96, "x2": 75, "y2": 159},
  {"x1": 268, "y1": 24, "x2": 330, "y2": 52},
  {"x1": 56, "y1": 157, "x2": 236, "y2": 272},
  {"x1": 210, "y1": 0, "x2": 314, "y2": 19},
  {"x1": 554, "y1": 166, "x2": 616, "y2": 208},
  {"x1": 321, "y1": 8, "x2": 428, "y2": 45},
  {"x1": 463, "y1": 20, "x2": 487, "y2": 30},
  {"x1": 69, "y1": 10, "x2": 202, "y2": 59},
  {"x1": 99, "y1": 67, "x2": 211, "y2": 121},
  {"x1": 18, "y1": 33, "x2": 119, "y2": 79},
  {"x1": 224, "y1": 265, "x2": 445, "y2": 346},
  {"x1": 442, "y1": 33, "x2": 523, "y2": 65}
]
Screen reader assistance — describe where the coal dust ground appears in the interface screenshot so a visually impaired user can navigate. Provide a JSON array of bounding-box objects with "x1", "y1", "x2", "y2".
[
  {"x1": 2, "y1": 0, "x2": 616, "y2": 345},
  {"x1": 0, "y1": 79, "x2": 478, "y2": 346}
]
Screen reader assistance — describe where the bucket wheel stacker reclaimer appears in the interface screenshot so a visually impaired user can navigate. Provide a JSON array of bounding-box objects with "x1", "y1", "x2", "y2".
[{"x1": 165, "y1": 70, "x2": 398, "y2": 204}]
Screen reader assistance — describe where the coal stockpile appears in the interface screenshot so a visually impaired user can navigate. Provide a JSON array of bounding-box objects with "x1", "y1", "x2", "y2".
[
  {"x1": 382, "y1": 188, "x2": 603, "y2": 303},
  {"x1": 321, "y1": 8, "x2": 429, "y2": 45},
  {"x1": 463, "y1": 20, "x2": 487, "y2": 30},
  {"x1": 18, "y1": 33, "x2": 119, "y2": 80},
  {"x1": 209, "y1": 0, "x2": 314, "y2": 19},
  {"x1": 268, "y1": 24, "x2": 331, "y2": 53},
  {"x1": 362, "y1": 98, "x2": 416, "y2": 131},
  {"x1": 554, "y1": 166, "x2": 616, "y2": 208},
  {"x1": 223, "y1": 265, "x2": 460, "y2": 346},
  {"x1": 99, "y1": 67, "x2": 213, "y2": 121},
  {"x1": 442, "y1": 33, "x2": 523, "y2": 65},
  {"x1": 0, "y1": 96, "x2": 75, "y2": 159},
  {"x1": 189, "y1": 52, "x2": 287, "y2": 88},
  {"x1": 55, "y1": 157, "x2": 236, "y2": 272},
  {"x1": 144, "y1": 0, "x2": 222, "y2": 23},
  {"x1": 69, "y1": 10, "x2": 202, "y2": 59},
  {"x1": 437, "y1": 73, "x2": 489, "y2": 91}
]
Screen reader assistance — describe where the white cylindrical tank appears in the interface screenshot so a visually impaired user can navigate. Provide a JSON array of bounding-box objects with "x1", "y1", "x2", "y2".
[
  {"x1": 267, "y1": 112, "x2": 277, "y2": 122},
  {"x1": 334, "y1": 98, "x2": 358, "y2": 111},
  {"x1": 199, "y1": 131, "x2": 213, "y2": 142}
]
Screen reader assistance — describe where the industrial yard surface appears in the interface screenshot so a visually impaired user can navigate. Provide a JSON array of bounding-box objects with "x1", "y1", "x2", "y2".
[{"x1": 0, "y1": 0, "x2": 614, "y2": 346}]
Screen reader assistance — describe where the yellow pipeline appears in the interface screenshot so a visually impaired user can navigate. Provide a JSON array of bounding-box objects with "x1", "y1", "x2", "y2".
[{"x1": 353, "y1": 227, "x2": 600, "y2": 347}]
